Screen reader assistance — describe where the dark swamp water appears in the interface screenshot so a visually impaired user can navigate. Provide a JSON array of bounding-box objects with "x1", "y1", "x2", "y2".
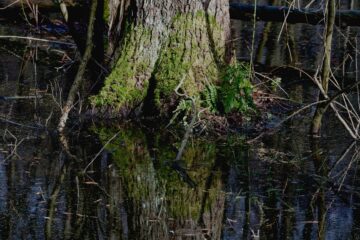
[{"x1": 1, "y1": 4, "x2": 360, "y2": 240}]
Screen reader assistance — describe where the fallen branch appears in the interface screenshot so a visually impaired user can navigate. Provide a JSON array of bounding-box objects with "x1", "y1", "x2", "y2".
[
  {"x1": 83, "y1": 131, "x2": 120, "y2": 173},
  {"x1": 0, "y1": 95, "x2": 43, "y2": 100},
  {"x1": 0, "y1": 0, "x2": 77, "y2": 9},
  {"x1": 0, "y1": 35, "x2": 76, "y2": 46},
  {"x1": 0, "y1": 115, "x2": 44, "y2": 130},
  {"x1": 0, "y1": 0, "x2": 19, "y2": 10},
  {"x1": 230, "y1": 3, "x2": 360, "y2": 27}
]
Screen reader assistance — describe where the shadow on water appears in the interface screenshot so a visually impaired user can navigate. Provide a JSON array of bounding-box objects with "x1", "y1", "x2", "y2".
[{"x1": 1, "y1": 6, "x2": 360, "y2": 239}]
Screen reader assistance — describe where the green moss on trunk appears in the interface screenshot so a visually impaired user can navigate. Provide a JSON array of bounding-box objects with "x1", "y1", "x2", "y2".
[
  {"x1": 153, "y1": 12, "x2": 225, "y2": 111},
  {"x1": 92, "y1": 11, "x2": 228, "y2": 116},
  {"x1": 91, "y1": 25, "x2": 153, "y2": 110},
  {"x1": 103, "y1": 0, "x2": 109, "y2": 22}
]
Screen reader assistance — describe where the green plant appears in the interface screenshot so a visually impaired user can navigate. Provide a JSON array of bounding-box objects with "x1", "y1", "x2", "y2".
[
  {"x1": 219, "y1": 63, "x2": 254, "y2": 113},
  {"x1": 203, "y1": 83, "x2": 218, "y2": 113},
  {"x1": 169, "y1": 62, "x2": 254, "y2": 126},
  {"x1": 271, "y1": 77, "x2": 282, "y2": 92}
]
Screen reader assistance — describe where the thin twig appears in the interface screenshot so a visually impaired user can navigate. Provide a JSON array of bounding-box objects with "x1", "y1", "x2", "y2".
[
  {"x1": 0, "y1": 0, "x2": 20, "y2": 10},
  {"x1": 0, "y1": 35, "x2": 76, "y2": 46}
]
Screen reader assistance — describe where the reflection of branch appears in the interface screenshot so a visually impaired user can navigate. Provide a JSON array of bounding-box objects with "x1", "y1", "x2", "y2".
[
  {"x1": 174, "y1": 99, "x2": 196, "y2": 162},
  {"x1": 169, "y1": 97, "x2": 198, "y2": 188},
  {"x1": 0, "y1": 95, "x2": 42, "y2": 100},
  {"x1": 59, "y1": 133, "x2": 77, "y2": 159},
  {"x1": 83, "y1": 131, "x2": 120, "y2": 173},
  {"x1": 334, "y1": 145, "x2": 360, "y2": 192},
  {"x1": 3, "y1": 129, "x2": 26, "y2": 161},
  {"x1": 328, "y1": 141, "x2": 356, "y2": 176},
  {"x1": 274, "y1": 65, "x2": 360, "y2": 139},
  {"x1": 309, "y1": 137, "x2": 358, "y2": 208},
  {"x1": 46, "y1": 162, "x2": 67, "y2": 239},
  {"x1": 247, "y1": 100, "x2": 327, "y2": 143},
  {"x1": 170, "y1": 161, "x2": 196, "y2": 188},
  {"x1": 0, "y1": 115, "x2": 43, "y2": 129}
]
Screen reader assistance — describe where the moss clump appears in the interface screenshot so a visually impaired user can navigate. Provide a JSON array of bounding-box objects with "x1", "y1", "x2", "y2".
[{"x1": 91, "y1": 25, "x2": 152, "y2": 110}]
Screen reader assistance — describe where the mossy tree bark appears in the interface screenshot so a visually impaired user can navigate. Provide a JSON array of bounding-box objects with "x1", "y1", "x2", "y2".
[{"x1": 94, "y1": 0, "x2": 231, "y2": 116}]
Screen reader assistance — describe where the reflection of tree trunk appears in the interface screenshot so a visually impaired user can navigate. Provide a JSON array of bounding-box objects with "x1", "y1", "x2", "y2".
[
  {"x1": 198, "y1": 164, "x2": 217, "y2": 227},
  {"x1": 311, "y1": 0, "x2": 336, "y2": 135},
  {"x1": 107, "y1": 166, "x2": 128, "y2": 239},
  {"x1": 302, "y1": 204, "x2": 314, "y2": 240},
  {"x1": 255, "y1": 0, "x2": 279, "y2": 64},
  {"x1": 310, "y1": 137, "x2": 328, "y2": 240},
  {"x1": 255, "y1": 22, "x2": 272, "y2": 64},
  {"x1": 317, "y1": 188, "x2": 326, "y2": 240},
  {"x1": 261, "y1": 171, "x2": 279, "y2": 239},
  {"x1": 285, "y1": 25, "x2": 298, "y2": 65},
  {"x1": 73, "y1": 176, "x2": 86, "y2": 239},
  {"x1": 196, "y1": 145, "x2": 229, "y2": 239},
  {"x1": 265, "y1": 24, "x2": 281, "y2": 67},
  {"x1": 45, "y1": 160, "x2": 67, "y2": 240},
  {"x1": 279, "y1": 172, "x2": 295, "y2": 239},
  {"x1": 12, "y1": 48, "x2": 32, "y2": 117},
  {"x1": 242, "y1": 152, "x2": 250, "y2": 240},
  {"x1": 351, "y1": 156, "x2": 360, "y2": 236}
]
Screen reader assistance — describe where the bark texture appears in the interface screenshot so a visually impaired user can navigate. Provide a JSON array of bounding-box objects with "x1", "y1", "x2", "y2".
[
  {"x1": 93, "y1": 0, "x2": 231, "y2": 116},
  {"x1": 106, "y1": 0, "x2": 132, "y2": 58}
]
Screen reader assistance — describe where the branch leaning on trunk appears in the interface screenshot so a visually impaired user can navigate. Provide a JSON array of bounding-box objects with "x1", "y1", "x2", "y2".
[{"x1": 57, "y1": 0, "x2": 98, "y2": 132}]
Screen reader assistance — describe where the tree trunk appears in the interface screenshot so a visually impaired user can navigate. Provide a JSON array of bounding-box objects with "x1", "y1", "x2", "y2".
[
  {"x1": 93, "y1": 0, "x2": 231, "y2": 116},
  {"x1": 311, "y1": 0, "x2": 336, "y2": 135}
]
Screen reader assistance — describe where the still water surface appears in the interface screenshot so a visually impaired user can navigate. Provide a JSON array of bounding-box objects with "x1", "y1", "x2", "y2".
[{"x1": 1, "y1": 11, "x2": 360, "y2": 240}]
